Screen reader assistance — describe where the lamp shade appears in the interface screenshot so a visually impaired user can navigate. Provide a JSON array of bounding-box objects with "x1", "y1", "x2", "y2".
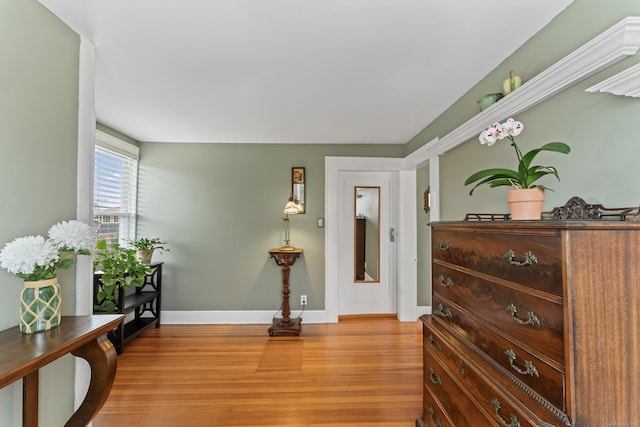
[{"x1": 283, "y1": 199, "x2": 302, "y2": 215}]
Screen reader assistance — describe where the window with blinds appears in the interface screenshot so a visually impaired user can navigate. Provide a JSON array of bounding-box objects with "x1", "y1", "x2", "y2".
[{"x1": 94, "y1": 130, "x2": 139, "y2": 245}]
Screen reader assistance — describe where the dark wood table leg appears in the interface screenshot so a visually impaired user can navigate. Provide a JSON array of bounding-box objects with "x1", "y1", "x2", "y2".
[
  {"x1": 22, "y1": 371, "x2": 38, "y2": 427},
  {"x1": 66, "y1": 335, "x2": 118, "y2": 427}
]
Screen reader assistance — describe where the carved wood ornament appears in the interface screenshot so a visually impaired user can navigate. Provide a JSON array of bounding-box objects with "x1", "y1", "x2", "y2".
[{"x1": 465, "y1": 196, "x2": 640, "y2": 222}]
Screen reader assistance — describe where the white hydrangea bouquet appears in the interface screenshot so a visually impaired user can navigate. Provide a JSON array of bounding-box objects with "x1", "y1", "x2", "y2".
[{"x1": 0, "y1": 220, "x2": 95, "y2": 281}]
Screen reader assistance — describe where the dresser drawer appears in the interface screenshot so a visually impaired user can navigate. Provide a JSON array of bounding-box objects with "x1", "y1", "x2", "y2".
[
  {"x1": 424, "y1": 319, "x2": 564, "y2": 427},
  {"x1": 422, "y1": 385, "x2": 454, "y2": 427},
  {"x1": 433, "y1": 295, "x2": 566, "y2": 412},
  {"x1": 432, "y1": 229, "x2": 563, "y2": 296},
  {"x1": 433, "y1": 264, "x2": 565, "y2": 365},
  {"x1": 424, "y1": 355, "x2": 495, "y2": 426}
]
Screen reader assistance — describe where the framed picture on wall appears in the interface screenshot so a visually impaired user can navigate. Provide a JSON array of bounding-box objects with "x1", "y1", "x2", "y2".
[{"x1": 292, "y1": 167, "x2": 305, "y2": 213}]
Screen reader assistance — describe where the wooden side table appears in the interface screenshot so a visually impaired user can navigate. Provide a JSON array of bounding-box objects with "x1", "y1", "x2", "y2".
[
  {"x1": 0, "y1": 315, "x2": 123, "y2": 427},
  {"x1": 268, "y1": 248, "x2": 303, "y2": 336}
]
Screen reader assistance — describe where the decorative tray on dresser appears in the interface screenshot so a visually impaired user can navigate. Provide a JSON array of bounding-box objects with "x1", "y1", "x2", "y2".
[{"x1": 417, "y1": 197, "x2": 640, "y2": 427}]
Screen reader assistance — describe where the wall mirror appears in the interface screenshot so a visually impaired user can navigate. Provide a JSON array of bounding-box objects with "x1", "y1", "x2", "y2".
[
  {"x1": 292, "y1": 167, "x2": 305, "y2": 213},
  {"x1": 354, "y1": 186, "x2": 380, "y2": 282}
]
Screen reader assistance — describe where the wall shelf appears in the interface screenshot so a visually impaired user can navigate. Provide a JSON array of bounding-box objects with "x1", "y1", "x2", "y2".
[
  {"x1": 421, "y1": 16, "x2": 640, "y2": 157},
  {"x1": 93, "y1": 262, "x2": 163, "y2": 354},
  {"x1": 586, "y1": 61, "x2": 640, "y2": 97}
]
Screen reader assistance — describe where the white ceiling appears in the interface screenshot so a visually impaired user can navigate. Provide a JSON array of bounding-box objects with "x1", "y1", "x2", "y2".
[{"x1": 39, "y1": 0, "x2": 573, "y2": 144}]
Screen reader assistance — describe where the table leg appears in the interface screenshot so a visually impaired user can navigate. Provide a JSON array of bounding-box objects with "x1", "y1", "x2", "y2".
[
  {"x1": 22, "y1": 371, "x2": 38, "y2": 427},
  {"x1": 65, "y1": 335, "x2": 118, "y2": 427}
]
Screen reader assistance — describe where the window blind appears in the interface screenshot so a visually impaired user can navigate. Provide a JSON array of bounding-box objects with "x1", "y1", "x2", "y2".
[{"x1": 94, "y1": 131, "x2": 139, "y2": 245}]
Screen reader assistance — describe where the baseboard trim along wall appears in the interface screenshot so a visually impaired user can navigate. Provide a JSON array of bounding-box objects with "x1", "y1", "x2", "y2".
[{"x1": 162, "y1": 308, "x2": 431, "y2": 324}]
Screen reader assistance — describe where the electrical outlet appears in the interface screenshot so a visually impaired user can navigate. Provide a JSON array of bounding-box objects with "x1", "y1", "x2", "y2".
[{"x1": 300, "y1": 295, "x2": 307, "y2": 306}]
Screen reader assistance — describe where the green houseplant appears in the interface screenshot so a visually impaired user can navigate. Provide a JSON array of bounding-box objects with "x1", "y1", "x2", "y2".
[
  {"x1": 93, "y1": 240, "x2": 150, "y2": 313},
  {"x1": 464, "y1": 118, "x2": 570, "y2": 220},
  {"x1": 131, "y1": 237, "x2": 169, "y2": 264}
]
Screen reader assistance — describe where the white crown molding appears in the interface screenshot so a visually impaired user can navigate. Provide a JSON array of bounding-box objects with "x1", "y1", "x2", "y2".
[
  {"x1": 586, "y1": 62, "x2": 640, "y2": 97},
  {"x1": 423, "y1": 16, "x2": 640, "y2": 156}
]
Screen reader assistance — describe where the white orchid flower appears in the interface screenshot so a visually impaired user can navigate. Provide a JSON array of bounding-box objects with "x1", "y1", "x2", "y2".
[
  {"x1": 479, "y1": 122, "x2": 505, "y2": 146},
  {"x1": 503, "y1": 118, "x2": 524, "y2": 137}
]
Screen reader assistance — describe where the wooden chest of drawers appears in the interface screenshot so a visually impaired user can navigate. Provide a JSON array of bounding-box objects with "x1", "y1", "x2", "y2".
[{"x1": 417, "y1": 221, "x2": 640, "y2": 427}]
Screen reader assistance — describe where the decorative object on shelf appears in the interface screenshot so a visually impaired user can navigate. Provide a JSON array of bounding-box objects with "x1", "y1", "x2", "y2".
[
  {"x1": 502, "y1": 71, "x2": 522, "y2": 95},
  {"x1": 93, "y1": 240, "x2": 150, "y2": 313},
  {"x1": 131, "y1": 237, "x2": 169, "y2": 264},
  {"x1": 20, "y1": 278, "x2": 61, "y2": 334},
  {"x1": 281, "y1": 194, "x2": 303, "y2": 251},
  {"x1": 506, "y1": 188, "x2": 545, "y2": 220},
  {"x1": 477, "y1": 92, "x2": 503, "y2": 111},
  {"x1": 292, "y1": 166, "x2": 306, "y2": 213},
  {"x1": 0, "y1": 220, "x2": 94, "y2": 333},
  {"x1": 464, "y1": 118, "x2": 571, "y2": 220}
]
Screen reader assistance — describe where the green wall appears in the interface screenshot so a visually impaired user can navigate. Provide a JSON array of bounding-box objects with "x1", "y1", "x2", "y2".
[
  {"x1": 3, "y1": 0, "x2": 640, "y2": 424},
  {"x1": 416, "y1": 165, "x2": 431, "y2": 307},
  {"x1": 0, "y1": 0, "x2": 80, "y2": 425},
  {"x1": 408, "y1": 0, "x2": 640, "y2": 221},
  {"x1": 137, "y1": 143, "x2": 403, "y2": 311}
]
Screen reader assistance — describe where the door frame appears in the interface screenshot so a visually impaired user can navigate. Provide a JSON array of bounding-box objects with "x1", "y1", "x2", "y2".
[
  {"x1": 325, "y1": 156, "x2": 417, "y2": 322},
  {"x1": 338, "y1": 171, "x2": 396, "y2": 315}
]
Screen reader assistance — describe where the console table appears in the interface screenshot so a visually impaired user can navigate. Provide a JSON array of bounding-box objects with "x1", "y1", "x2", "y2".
[
  {"x1": 0, "y1": 315, "x2": 124, "y2": 427},
  {"x1": 268, "y1": 248, "x2": 303, "y2": 336}
]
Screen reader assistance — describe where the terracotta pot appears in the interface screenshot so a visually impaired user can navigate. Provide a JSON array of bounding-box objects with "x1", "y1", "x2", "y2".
[
  {"x1": 136, "y1": 249, "x2": 154, "y2": 264},
  {"x1": 507, "y1": 188, "x2": 544, "y2": 220}
]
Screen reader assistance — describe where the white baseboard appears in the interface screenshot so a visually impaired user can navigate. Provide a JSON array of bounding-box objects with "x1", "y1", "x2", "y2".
[
  {"x1": 162, "y1": 310, "x2": 328, "y2": 324},
  {"x1": 417, "y1": 306, "x2": 432, "y2": 316},
  {"x1": 162, "y1": 309, "x2": 429, "y2": 324}
]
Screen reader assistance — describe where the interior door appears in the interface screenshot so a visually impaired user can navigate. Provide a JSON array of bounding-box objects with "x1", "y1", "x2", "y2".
[{"x1": 338, "y1": 171, "x2": 396, "y2": 315}]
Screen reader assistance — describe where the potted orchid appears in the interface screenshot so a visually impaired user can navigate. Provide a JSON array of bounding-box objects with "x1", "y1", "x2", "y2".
[
  {"x1": 464, "y1": 118, "x2": 570, "y2": 219},
  {"x1": 0, "y1": 220, "x2": 95, "y2": 333}
]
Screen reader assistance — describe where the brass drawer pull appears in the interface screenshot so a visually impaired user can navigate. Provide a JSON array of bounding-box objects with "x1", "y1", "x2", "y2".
[
  {"x1": 505, "y1": 349, "x2": 539, "y2": 377},
  {"x1": 438, "y1": 240, "x2": 452, "y2": 251},
  {"x1": 428, "y1": 335, "x2": 442, "y2": 351},
  {"x1": 459, "y1": 360, "x2": 465, "y2": 376},
  {"x1": 437, "y1": 275, "x2": 454, "y2": 287},
  {"x1": 504, "y1": 249, "x2": 538, "y2": 266},
  {"x1": 437, "y1": 304, "x2": 452, "y2": 319},
  {"x1": 490, "y1": 397, "x2": 522, "y2": 427},
  {"x1": 428, "y1": 407, "x2": 443, "y2": 427},
  {"x1": 505, "y1": 303, "x2": 540, "y2": 326},
  {"x1": 428, "y1": 367, "x2": 442, "y2": 386}
]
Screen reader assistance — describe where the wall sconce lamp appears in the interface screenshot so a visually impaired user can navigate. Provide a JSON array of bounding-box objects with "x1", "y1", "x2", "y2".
[
  {"x1": 424, "y1": 186, "x2": 431, "y2": 214},
  {"x1": 281, "y1": 194, "x2": 302, "y2": 251}
]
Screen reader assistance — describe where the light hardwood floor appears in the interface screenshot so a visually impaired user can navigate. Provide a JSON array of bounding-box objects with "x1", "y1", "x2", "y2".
[{"x1": 93, "y1": 316, "x2": 423, "y2": 427}]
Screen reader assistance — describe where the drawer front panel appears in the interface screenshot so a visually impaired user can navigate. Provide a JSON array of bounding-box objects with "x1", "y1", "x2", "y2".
[
  {"x1": 433, "y1": 264, "x2": 564, "y2": 365},
  {"x1": 433, "y1": 296, "x2": 565, "y2": 411},
  {"x1": 423, "y1": 385, "x2": 454, "y2": 427},
  {"x1": 424, "y1": 356, "x2": 494, "y2": 427},
  {"x1": 432, "y1": 229, "x2": 563, "y2": 296},
  {"x1": 425, "y1": 322, "x2": 542, "y2": 427}
]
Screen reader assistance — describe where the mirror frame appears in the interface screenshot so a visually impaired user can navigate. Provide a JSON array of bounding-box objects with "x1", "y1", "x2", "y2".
[
  {"x1": 354, "y1": 186, "x2": 380, "y2": 283},
  {"x1": 292, "y1": 167, "x2": 305, "y2": 214}
]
